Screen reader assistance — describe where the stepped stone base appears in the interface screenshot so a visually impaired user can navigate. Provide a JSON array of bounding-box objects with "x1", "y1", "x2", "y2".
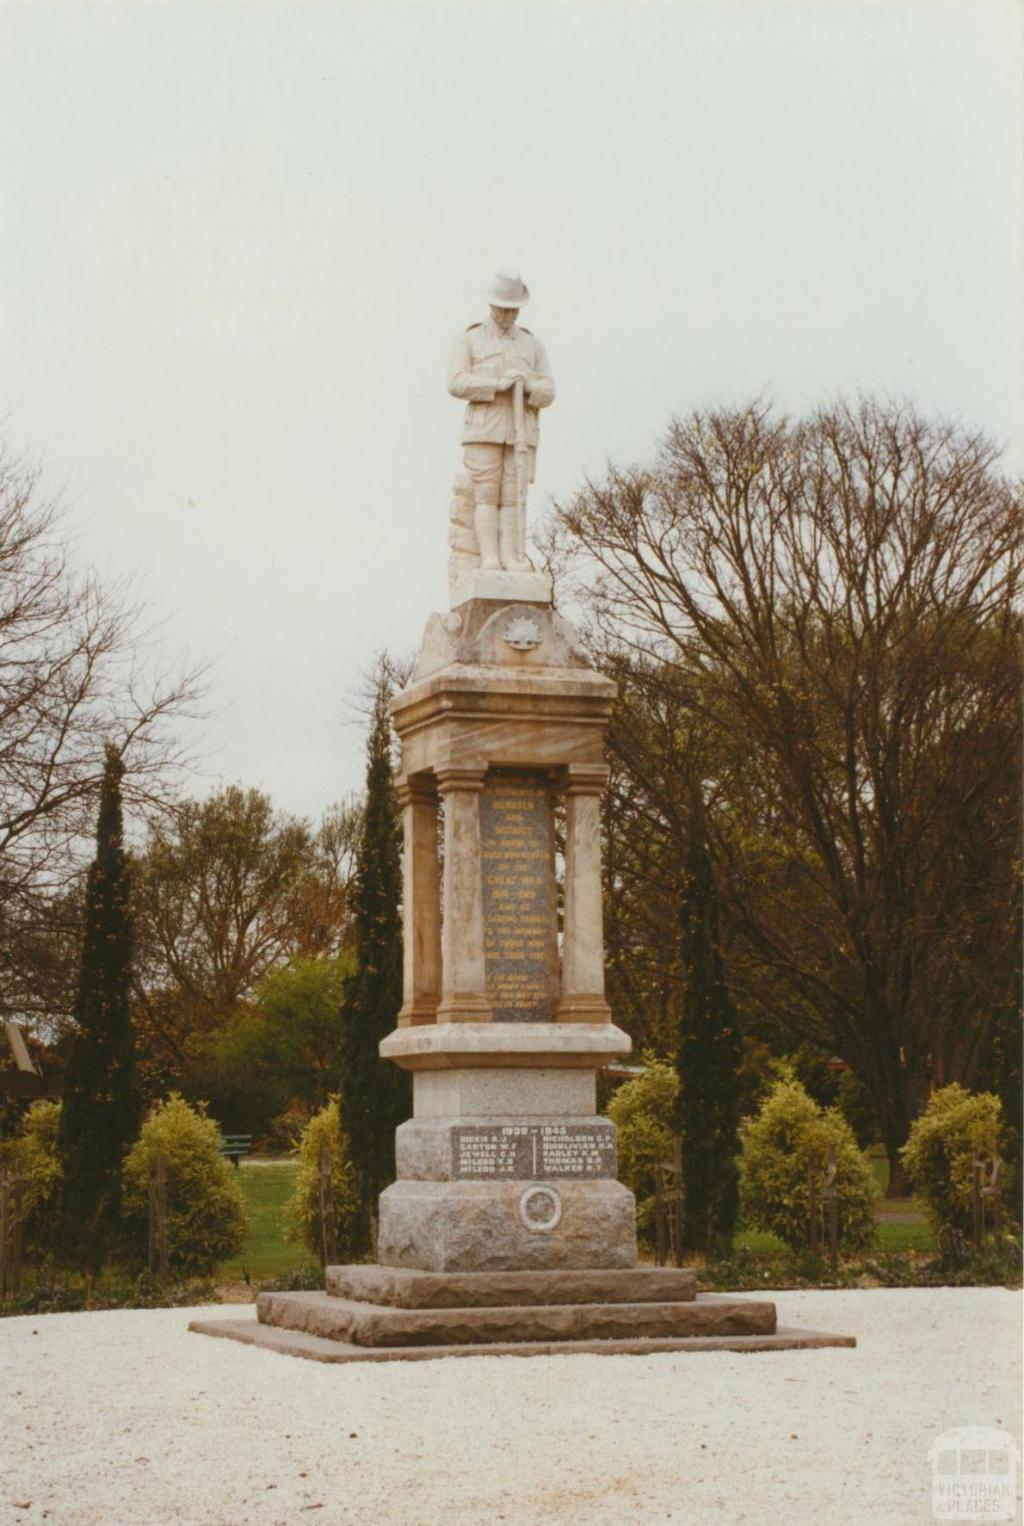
[
  {"x1": 255, "y1": 1289, "x2": 775, "y2": 1347},
  {"x1": 188, "y1": 1261, "x2": 855, "y2": 1363},
  {"x1": 189, "y1": 1315, "x2": 856, "y2": 1364},
  {"x1": 325, "y1": 1263, "x2": 697, "y2": 1308}
]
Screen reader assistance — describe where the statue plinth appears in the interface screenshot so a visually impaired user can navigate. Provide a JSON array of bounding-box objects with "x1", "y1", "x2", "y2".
[{"x1": 450, "y1": 567, "x2": 552, "y2": 608}]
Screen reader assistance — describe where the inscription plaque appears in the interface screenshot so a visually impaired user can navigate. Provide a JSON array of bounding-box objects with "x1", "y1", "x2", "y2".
[
  {"x1": 480, "y1": 770, "x2": 557, "y2": 1022},
  {"x1": 452, "y1": 1124, "x2": 617, "y2": 1180}
]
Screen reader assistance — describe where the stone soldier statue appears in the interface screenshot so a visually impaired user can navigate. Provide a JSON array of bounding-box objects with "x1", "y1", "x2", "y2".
[{"x1": 447, "y1": 271, "x2": 555, "y2": 574}]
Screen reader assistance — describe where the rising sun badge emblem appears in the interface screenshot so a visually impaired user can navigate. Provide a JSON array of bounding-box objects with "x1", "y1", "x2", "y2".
[{"x1": 503, "y1": 616, "x2": 543, "y2": 652}]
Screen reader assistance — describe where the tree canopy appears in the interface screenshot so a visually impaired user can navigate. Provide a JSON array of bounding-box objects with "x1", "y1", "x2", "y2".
[
  {"x1": 132, "y1": 786, "x2": 359, "y2": 1092},
  {"x1": 558, "y1": 399, "x2": 1022, "y2": 1189}
]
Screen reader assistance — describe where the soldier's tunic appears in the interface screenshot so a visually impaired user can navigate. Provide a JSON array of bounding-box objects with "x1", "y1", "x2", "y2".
[{"x1": 447, "y1": 317, "x2": 555, "y2": 502}]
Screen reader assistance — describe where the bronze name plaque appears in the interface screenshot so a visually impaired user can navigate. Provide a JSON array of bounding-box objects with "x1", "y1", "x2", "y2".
[
  {"x1": 480, "y1": 770, "x2": 557, "y2": 1022},
  {"x1": 452, "y1": 1124, "x2": 617, "y2": 1180}
]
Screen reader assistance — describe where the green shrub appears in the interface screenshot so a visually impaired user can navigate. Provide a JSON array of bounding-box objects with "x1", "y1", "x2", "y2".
[
  {"x1": 0, "y1": 1100, "x2": 63, "y2": 1257},
  {"x1": 258, "y1": 1262, "x2": 325, "y2": 1294},
  {"x1": 121, "y1": 1094, "x2": 245, "y2": 1276},
  {"x1": 736, "y1": 1038, "x2": 791, "y2": 1118},
  {"x1": 739, "y1": 1078, "x2": 878, "y2": 1252},
  {"x1": 1, "y1": 1268, "x2": 220, "y2": 1316},
  {"x1": 836, "y1": 1069, "x2": 880, "y2": 1148},
  {"x1": 191, "y1": 956, "x2": 352, "y2": 1140},
  {"x1": 186, "y1": 1007, "x2": 290, "y2": 1145},
  {"x1": 605, "y1": 1057, "x2": 679, "y2": 1251},
  {"x1": 900, "y1": 1084, "x2": 1012, "y2": 1252},
  {"x1": 285, "y1": 1098, "x2": 359, "y2": 1264}
]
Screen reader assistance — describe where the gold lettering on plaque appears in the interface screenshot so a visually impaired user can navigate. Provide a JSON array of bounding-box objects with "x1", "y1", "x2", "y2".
[{"x1": 480, "y1": 770, "x2": 557, "y2": 1021}]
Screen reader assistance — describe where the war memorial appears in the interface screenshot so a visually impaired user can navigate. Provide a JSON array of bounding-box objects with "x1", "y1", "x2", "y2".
[{"x1": 192, "y1": 273, "x2": 852, "y2": 1362}]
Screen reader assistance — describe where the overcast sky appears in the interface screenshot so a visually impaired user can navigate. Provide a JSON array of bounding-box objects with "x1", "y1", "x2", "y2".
[{"x1": 2, "y1": 1, "x2": 1020, "y2": 824}]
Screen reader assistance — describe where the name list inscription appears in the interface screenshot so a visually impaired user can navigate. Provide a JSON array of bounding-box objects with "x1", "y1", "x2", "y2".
[
  {"x1": 453, "y1": 1124, "x2": 617, "y2": 1180},
  {"x1": 480, "y1": 770, "x2": 557, "y2": 1022}
]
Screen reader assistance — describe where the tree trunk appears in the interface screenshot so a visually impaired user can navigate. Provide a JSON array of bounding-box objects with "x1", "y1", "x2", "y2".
[
  {"x1": 872, "y1": 1033, "x2": 923, "y2": 1198},
  {"x1": 872, "y1": 1088, "x2": 913, "y2": 1198},
  {"x1": 883, "y1": 1145, "x2": 911, "y2": 1199}
]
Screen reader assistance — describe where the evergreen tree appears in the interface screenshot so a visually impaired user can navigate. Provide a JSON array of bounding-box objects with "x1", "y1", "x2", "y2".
[
  {"x1": 56, "y1": 746, "x2": 142, "y2": 1272},
  {"x1": 337, "y1": 665, "x2": 410, "y2": 1252},
  {"x1": 980, "y1": 889, "x2": 1022, "y2": 1185},
  {"x1": 675, "y1": 783, "x2": 741, "y2": 1254}
]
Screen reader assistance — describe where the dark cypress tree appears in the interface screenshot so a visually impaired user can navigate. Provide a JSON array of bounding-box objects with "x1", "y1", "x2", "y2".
[
  {"x1": 675, "y1": 783, "x2": 741, "y2": 1254},
  {"x1": 337, "y1": 666, "x2": 410, "y2": 1252},
  {"x1": 57, "y1": 746, "x2": 142, "y2": 1273},
  {"x1": 981, "y1": 882, "x2": 1022, "y2": 1183}
]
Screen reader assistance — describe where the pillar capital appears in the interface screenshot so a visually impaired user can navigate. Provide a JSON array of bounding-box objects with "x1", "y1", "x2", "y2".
[
  {"x1": 435, "y1": 765, "x2": 488, "y2": 794},
  {"x1": 563, "y1": 763, "x2": 610, "y2": 797},
  {"x1": 396, "y1": 774, "x2": 439, "y2": 810}
]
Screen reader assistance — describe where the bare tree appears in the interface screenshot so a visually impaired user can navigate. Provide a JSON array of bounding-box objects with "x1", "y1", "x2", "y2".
[
  {"x1": 287, "y1": 795, "x2": 363, "y2": 959},
  {"x1": 559, "y1": 400, "x2": 1022, "y2": 1191},
  {"x1": 0, "y1": 443, "x2": 205, "y2": 1028}
]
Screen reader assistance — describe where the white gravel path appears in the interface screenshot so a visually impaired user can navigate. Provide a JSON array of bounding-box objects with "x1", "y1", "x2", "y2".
[{"x1": 2, "y1": 1288, "x2": 1020, "y2": 1526}]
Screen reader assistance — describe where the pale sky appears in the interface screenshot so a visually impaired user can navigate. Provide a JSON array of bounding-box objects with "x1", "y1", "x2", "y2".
[{"x1": 2, "y1": 1, "x2": 1020, "y2": 824}]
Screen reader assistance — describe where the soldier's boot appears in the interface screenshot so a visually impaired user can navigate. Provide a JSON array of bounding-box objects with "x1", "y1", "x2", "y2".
[
  {"x1": 474, "y1": 502, "x2": 502, "y2": 570},
  {"x1": 499, "y1": 503, "x2": 532, "y2": 572}
]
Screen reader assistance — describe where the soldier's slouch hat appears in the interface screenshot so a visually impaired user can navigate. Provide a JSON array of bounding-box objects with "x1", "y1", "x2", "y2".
[{"x1": 483, "y1": 271, "x2": 530, "y2": 308}]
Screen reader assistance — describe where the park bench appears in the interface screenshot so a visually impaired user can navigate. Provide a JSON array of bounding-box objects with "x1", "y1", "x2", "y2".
[{"x1": 218, "y1": 1133, "x2": 253, "y2": 1168}]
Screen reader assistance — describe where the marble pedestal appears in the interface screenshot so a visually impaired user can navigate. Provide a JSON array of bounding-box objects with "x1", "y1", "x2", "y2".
[{"x1": 378, "y1": 594, "x2": 636, "y2": 1274}]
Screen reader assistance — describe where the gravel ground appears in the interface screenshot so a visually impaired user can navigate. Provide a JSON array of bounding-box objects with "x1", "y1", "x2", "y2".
[{"x1": 2, "y1": 1288, "x2": 1020, "y2": 1526}]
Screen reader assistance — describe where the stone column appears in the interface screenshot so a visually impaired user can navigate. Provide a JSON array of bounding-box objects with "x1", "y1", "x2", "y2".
[
  {"x1": 397, "y1": 777, "x2": 442, "y2": 1027},
  {"x1": 436, "y1": 766, "x2": 493, "y2": 1023},
  {"x1": 558, "y1": 764, "x2": 612, "y2": 1023}
]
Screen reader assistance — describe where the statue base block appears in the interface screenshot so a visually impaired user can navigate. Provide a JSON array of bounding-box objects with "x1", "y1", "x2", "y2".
[{"x1": 377, "y1": 1178, "x2": 637, "y2": 1273}]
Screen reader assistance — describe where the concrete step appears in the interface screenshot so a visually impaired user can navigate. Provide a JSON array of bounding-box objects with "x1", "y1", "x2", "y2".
[
  {"x1": 325, "y1": 1263, "x2": 697, "y2": 1308},
  {"x1": 190, "y1": 1316, "x2": 856, "y2": 1364},
  {"x1": 256, "y1": 1289, "x2": 777, "y2": 1348}
]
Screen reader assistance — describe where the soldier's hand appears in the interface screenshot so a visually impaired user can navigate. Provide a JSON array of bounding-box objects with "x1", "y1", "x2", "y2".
[{"x1": 496, "y1": 372, "x2": 524, "y2": 391}]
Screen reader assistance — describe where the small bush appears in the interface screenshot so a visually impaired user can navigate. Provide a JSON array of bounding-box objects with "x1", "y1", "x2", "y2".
[
  {"x1": 604, "y1": 1058, "x2": 679, "y2": 1251},
  {"x1": 285, "y1": 1098, "x2": 359, "y2": 1264},
  {"x1": 699, "y1": 1243, "x2": 859, "y2": 1291},
  {"x1": 258, "y1": 1262, "x2": 325, "y2": 1294},
  {"x1": 739, "y1": 1078, "x2": 878, "y2": 1252},
  {"x1": 0, "y1": 1100, "x2": 63, "y2": 1257},
  {"x1": 900, "y1": 1084, "x2": 1012, "y2": 1254},
  {"x1": 121, "y1": 1094, "x2": 245, "y2": 1276},
  {"x1": 699, "y1": 1241, "x2": 1022, "y2": 1292},
  {"x1": 1, "y1": 1268, "x2": 220, "y2": 1316}
]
